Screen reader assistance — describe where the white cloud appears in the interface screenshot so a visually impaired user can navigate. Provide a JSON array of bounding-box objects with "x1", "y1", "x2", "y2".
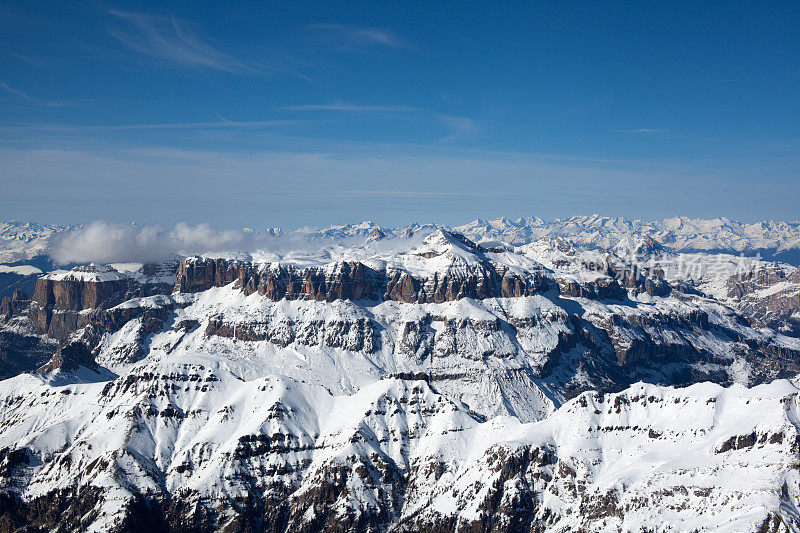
[
  {"x1": 46, "y1": 219, "x2": 391, "y2": 264},
  {"x1": 49, "y1": 221, "x2": 277, "y2": 264}
]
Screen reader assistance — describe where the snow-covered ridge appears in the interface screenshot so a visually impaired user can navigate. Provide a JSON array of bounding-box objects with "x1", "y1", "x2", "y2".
[
  {"x1": 0, "y1": 265, "x2": 42, "y2": 276},
  {"x1": 0, "y1": 220, "x2": 75, "y2": 243},
  {"x1": 238, "y1": 215, "x2": 800, "y2": 257},
  {"x1": 0, "y1": 367, "x2": 797, "y2": 531},
  {"x1": 42, "y1": 264, "x2": 131, "y2": 283},
  {"x1": 294, "y1": 215, "x2": 800, "y2": 256}
]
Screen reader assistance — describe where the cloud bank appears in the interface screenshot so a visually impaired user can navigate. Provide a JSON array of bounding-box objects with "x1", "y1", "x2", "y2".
[{"x1": 48, "y1": 221, "x2": 282, "y2": 264}]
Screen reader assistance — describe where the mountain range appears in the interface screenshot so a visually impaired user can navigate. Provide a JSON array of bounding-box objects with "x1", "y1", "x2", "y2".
[{"x1": 1, "y1": 218, "x2": 800, "y2": 531}]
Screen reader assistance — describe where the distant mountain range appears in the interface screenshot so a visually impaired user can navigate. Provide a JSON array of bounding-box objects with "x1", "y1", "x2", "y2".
[
  {"x1": 5, "y1": 215, "x2": 800, "y2": 265},
  {"x1": 310, "y1": 215, "x2": 800, "y2": 262}
]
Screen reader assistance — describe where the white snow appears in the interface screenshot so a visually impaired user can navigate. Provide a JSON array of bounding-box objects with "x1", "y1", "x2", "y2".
[
  {"x1": 43, "y1": 264, "x2": 130, "y2": 282},
  {"x1": 0, "y1": 264, "x2": 43, "y2": 276}
]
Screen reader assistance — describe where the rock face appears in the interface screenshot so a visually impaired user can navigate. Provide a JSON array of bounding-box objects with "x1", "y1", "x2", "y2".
[
  {"x1": 727, "y1": 264, "x2": 800, "y2": 336},
  {"x1": 0, "y1": 328, "x2": 55, "y2": 380},
  {"x1": 556, "y1": 276, "x2": 626, "y2": 300},
  {"x1": 174, "y1": 229, "x2": 562, "y2": 304},
  {"x1": 25, "y1": 263, "x2": 175, "y2": 340},
  {"x1": 37, "y1": 331, "x2": 100, "y2": 373},
  {"x1": 0, "y1": 290, "x2": 30, "y2": 321},
  {"x1": 0, "y1": 263, "x2": 176, "y2": 377},
  {"x1": 176, "y1": 257, "x2": 558, "y2": 304},
  {"x1": 31, "y1": 265, "x2": 129, "y2": 310},
  {"x1": 177, "y1": 259, "x2": 387, "y2": 301},
  {"x1": 28, "y1": 265, "x2": 131, "y2": 339}
]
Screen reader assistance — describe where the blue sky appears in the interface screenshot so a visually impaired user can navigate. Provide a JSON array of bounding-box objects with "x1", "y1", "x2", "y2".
[{"x1": 1, "y1": 1, "x2": 798, "y2": 228}]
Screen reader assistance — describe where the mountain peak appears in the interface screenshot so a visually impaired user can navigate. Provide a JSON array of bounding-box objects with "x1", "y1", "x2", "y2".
[{"x1": 613, "y1": 234, "x2": 665, "y2": 257}]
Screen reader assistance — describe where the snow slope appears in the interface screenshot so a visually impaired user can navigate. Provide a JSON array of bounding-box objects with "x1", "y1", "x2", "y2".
[{"x1": 0, "y1": 366, "x2": 797, "y2": 531}]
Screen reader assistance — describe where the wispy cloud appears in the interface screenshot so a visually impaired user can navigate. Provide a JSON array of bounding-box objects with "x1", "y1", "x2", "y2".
[
  {"x1": 0, "y1": 80, "x2": 64, "y2": 107},
  {"x1": 611, "y1": 128, "x2": 670, "y2": 134},
  {"x1": 278, "y1": 102, "x2": 418, "y2": 112},
  {"x1": 108, "y1": 10, "x2": 258, "y2": 74},
  {"x1": 0, "y1": 81, "x2": 36, "y2": 102},
  {"x1": 91, "y1": 117, "x2": 301, "y2": 131},
  {"x1": 0, "y1": 118, "x2": 301, "y2": 134},
  {"x1": 8, "y1": 53, "x2": 43, "y2": 67},
  {"x1": 436, "y1": 115, "x2": 479, "y2": 142},
  {"x1": 310, "y1": 24, "x2": 409, "y2": 50}
]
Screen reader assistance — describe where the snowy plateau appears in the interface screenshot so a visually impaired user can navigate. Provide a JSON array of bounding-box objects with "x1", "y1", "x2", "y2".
[{"x1": 1, "y1": 216, "x2": 800, "y2": 532}]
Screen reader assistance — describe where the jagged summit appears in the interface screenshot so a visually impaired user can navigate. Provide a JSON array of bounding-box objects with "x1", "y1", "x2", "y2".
[
  {"x1": 420, "y1": 227, "x2": 478, "y2": 251},
  {"x1": 612, "y1": 234, "x2": 666, "y2": 258}
]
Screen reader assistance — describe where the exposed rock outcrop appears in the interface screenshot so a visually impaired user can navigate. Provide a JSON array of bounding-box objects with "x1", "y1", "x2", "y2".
[
  {"x1": 0, "y1": 290, "x2": 30, "y2": 321},
  {"x1": 175, "y1": 256, "x2": 557, "y2": 304},
  {"x1": 727, "y1": 265, "x2": 800, "y2": 336},
  {"x1": 27, "y1": 264, "x2": 175, "y2": 340}
]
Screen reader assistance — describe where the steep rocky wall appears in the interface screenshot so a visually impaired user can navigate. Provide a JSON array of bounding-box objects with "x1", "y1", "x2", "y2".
[
  {"x1": 727, "y1": 266, "x2": 800, "y2": 335},
  {"x1": 31, "y1": 276, "x2": 129, "y2": 312},
  {"x1": 28, "y1": 276, "x2": 129, "y2": 339},
  {"x1": 23, "y1": 264, "x2": 175, "y2": 340},
  {"x1": 175, "y1": 257, "x2": 559, "y2": 303}
]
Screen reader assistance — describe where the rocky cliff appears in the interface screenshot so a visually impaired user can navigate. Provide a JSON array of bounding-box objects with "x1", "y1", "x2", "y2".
[
  {"x1": 175, "y1": 256, "x2": 557, "y2": 303},
  {"x1": 23, "y1": 263, "x2": 175, "y2": 340}
]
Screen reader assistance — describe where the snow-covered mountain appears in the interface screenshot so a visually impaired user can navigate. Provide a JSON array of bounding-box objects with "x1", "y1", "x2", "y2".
[
  {"x1": 2, "y1": 369, "x2": 798, "y2": 531},
  {"x1": 1, "y1": 220, "x2": 800, "y2": 531},
  {"x1": 453, "y1": 215, "x2": 800, "y2": 256},
  {"x1": 263, "y1": 215, "x2": 800, "y2": 266},
  {"x1": 0, "y1": 220, "x2": 77, "y2": 263},
  {"x1": 265, "y1": 215, "x2": 800, "y2": 260}
]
